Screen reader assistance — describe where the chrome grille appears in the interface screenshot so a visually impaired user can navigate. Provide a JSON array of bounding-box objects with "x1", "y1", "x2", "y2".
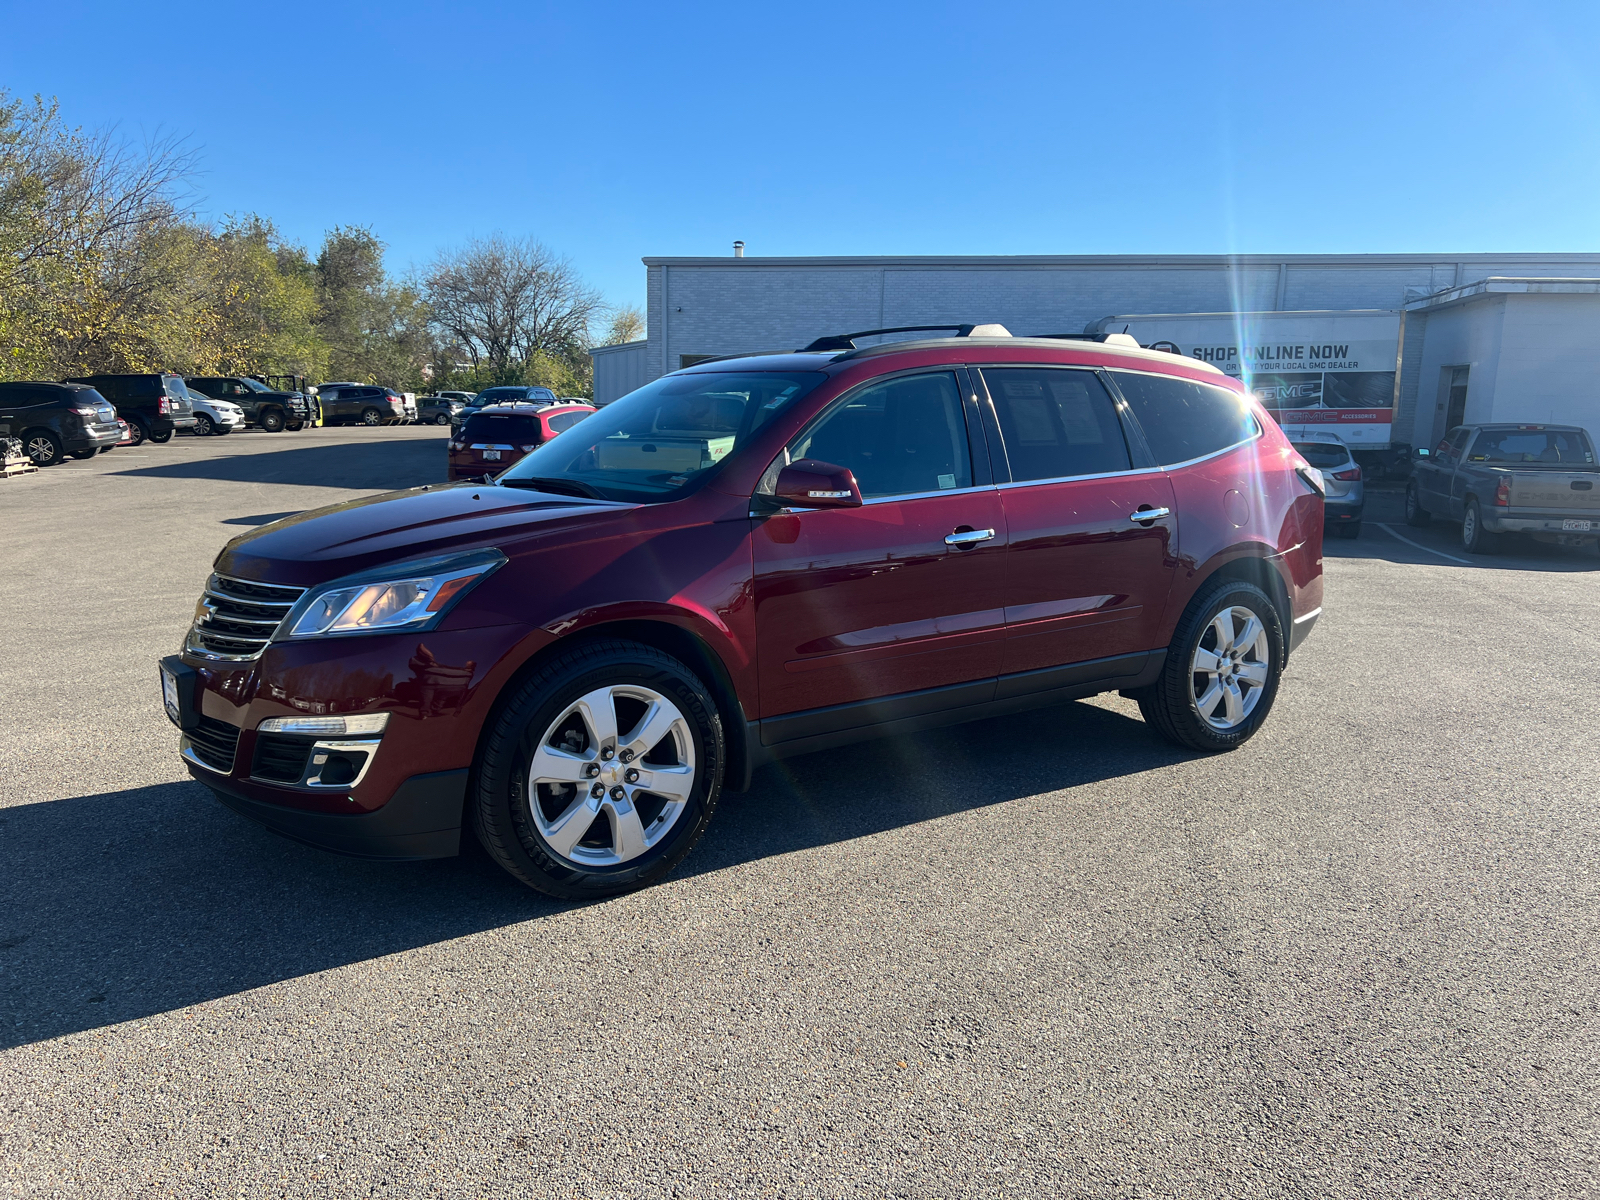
[{"x1": 186, "y1": 574, "x2": 306, "y2": 660}]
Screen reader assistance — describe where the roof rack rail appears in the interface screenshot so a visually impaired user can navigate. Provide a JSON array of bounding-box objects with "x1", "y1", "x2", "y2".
[{"x1": 801, "y1": 324, "x2": 1011, "y2": 352}]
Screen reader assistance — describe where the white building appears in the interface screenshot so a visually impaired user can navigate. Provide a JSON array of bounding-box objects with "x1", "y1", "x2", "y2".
[{"x1": 589, "y1": 252, "x2": 1600, "y2": 453}]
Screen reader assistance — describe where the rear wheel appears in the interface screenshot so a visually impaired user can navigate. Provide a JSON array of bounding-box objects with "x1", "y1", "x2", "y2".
[
  {"x1": 259, "y1": 408, "x2": 285, "y2": 433},
  {"x1": 1135, "y1": 580, "x2": 1284, "y2": 753},
  {"x1": 1404, "y1": 481, "x2": 1430, "y2": 527},
  {"x1": 435, "y1": 412, "x2": 452, "y2": 426},
  {"x1": 69, "y1": 448, "x2": 98, "y2": 461},
  {"x1": 1462, "y1": 500, "x2": 1500, "y2": 554},
  {"x1": 22, "y1": 430, "x2": 62, "y2": 466},
  {"x1": 287, "y1": 420, "x2": 305, "y2": 431},
  {"x1": 1337, "y1": 520, "x2": 1362, "y2": 539},
  {"x1": 472, "y1": 639, "x2": 725, "y2": 899},
  {"x1": 149, "y1": 429, "x2": 172, "y2": 444},
  {"x1": 361, "y1": 407, "x2": 382, "y2": 426},
  {"x1": 124, "y1": 421, "x2": 147, "y2": 447}
]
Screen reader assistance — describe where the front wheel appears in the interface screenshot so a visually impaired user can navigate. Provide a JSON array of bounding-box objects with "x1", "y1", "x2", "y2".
[
  {"x1": 472, "y1": 639, "x2": 725, "y2": 899},
  {"x1": 435, "y1": 412, "x2": 452, "y2": 426},
  {"x1": 1462, "y1": 500, "x2": 1500, "y2": 554},
  {"x1": 1404, "y1": 482, "x2": 1430, "y2": 527},
  {"x1": 1135, "y1": 580, "x2": 1284, "y2": 752},
  {"x1": 193, "y1": 414, "x2": 214, "y2": 437}
]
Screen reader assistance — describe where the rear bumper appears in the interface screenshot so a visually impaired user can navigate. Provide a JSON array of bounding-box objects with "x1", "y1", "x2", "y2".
[
  {"x1": 1482, "y1": 512, "x2": 1597, "y2": 534},
  {"x1": 196, "y1": 767, "x2": 468, "y2": 860},
  {"x1": 64, "y1": 426, "x2": 122, "y2": 452}
]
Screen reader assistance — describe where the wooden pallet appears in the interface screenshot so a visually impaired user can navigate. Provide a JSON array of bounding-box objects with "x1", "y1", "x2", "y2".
[{"x1": 2, "y1": 455, "x2": 38, "y2": 478}]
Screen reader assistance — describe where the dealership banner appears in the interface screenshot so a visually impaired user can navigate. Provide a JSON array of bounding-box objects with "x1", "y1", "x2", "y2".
[{"x1": 1104, "y1": 312, "x2": 1403, "y2": 447}]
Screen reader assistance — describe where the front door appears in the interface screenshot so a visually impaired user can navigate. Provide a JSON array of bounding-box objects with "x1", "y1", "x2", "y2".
[
  {"x1": 975, "y1": 366, "x2": 1178, "y2": 679},
  {"x1": 752, "y1": 369, "x2": 1007, "y2": 738}
]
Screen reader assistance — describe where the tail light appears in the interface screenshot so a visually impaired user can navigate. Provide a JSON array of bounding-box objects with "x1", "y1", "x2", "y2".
[
  {"x1": 158, "y1": 396, "x2": 172, "y2": 415},
  {"x1": 1495, "y1": 478, "x2": 1511, "y2": 507},
  {"x1": 1331, "y1": 465, "x2": 1361, "y2": 481},
  {"x1": 448, "y1": 441, "x2": 462, "y2": 452}
]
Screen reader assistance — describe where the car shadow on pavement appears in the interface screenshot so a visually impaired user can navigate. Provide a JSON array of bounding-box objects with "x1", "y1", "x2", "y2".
[
  {"x1": 1325, "y1": 521, "x2": 1600, "y2": 573},
  {"x1": 109, "y1": 439, "x2": 446, "y2": 491},
  {"x1": 0, "y1": 700, "x2": 1183, "y2": 1049}
]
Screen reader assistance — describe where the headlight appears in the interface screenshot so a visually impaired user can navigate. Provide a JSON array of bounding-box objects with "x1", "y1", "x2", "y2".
[{"x1": 279, "y1": 549, "x2": 506, "y2": 640}]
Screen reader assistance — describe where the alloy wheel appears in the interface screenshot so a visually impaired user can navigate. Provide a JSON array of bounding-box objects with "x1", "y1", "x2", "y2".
[
  {"x1": 1190, "y1": 605, "x2": 1270, "y2": 730},
  {"x1": 525, "y1": 684, "x2": 696, "y2": 866},
  {"x1": 25, "y1": 435, "x2": 58, "y2": 465}
]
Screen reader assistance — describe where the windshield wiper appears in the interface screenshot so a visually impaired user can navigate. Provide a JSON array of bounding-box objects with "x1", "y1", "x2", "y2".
[{"x1": 499, "y1": 476, "x2": 608, "y2": 501}]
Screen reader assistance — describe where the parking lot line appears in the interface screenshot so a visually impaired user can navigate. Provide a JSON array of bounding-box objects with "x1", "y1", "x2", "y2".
[{"x1": 1375, "y1": 522, "x2": 1473, "y2": 565}]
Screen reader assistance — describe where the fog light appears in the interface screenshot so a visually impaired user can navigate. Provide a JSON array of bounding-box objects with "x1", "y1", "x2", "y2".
[{"x1": 258, "y1": 713, "x2": 391, "y2": 736}]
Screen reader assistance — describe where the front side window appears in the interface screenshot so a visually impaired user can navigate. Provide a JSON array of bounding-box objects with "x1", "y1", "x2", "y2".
[
  {"x1": 499, "y1": 371, "x2": 824, "y2": 503},
  {"x1": 982, "y1": 368, "x2": 1130, "y2": 482},
  {"x1": 788, "y1": 371, "x2": 971, "y2": 500},
  {"x1": 1111, "y1": 371, "x2": 1258, "y2": 466}
]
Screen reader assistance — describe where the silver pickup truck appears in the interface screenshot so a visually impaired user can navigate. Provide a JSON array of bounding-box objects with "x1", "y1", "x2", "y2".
[{"x1": 1406, "y1": 423, "x2": 1600, "y2": 553}]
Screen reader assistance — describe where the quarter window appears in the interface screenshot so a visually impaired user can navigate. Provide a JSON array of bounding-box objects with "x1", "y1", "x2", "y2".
[
  {"x1": 790, "y1": 372, "x2": 972, "y2": 499},
  {"x1": 1111, "y1": 371, "x2": 1257, "y2": 466},
  {"x1": 981, "y1": 368, "x2": 1130, "y2": 482}
]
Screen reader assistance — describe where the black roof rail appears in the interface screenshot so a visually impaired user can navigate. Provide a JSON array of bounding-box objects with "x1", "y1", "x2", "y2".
[{"x1": 801, "y1": 324, "x2": 977, "y2": 352}]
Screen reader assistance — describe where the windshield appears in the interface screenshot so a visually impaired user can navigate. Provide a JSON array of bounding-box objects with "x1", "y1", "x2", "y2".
[
  {"x1": 1469, "y1": 429, "x2": 1595, "y2": 464},
  {"x1": 499, "y1": 371, "x2": 825, "y2": 502}
]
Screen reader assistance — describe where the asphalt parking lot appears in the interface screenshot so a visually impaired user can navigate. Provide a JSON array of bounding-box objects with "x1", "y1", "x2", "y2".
[{"x1": 3, "y1": 425, "x2": 1597, "y2": 1198}]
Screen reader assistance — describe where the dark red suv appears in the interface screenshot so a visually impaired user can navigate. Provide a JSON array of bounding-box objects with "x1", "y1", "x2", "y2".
[{"x1": 161, "y1": 328, "x2": 1324, "y2": 898}]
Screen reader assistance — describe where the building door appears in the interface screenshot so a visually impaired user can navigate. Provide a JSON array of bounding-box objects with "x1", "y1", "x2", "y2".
[{"x1": 1437, "y1": 366, "x2": 1470, "y2": 442}]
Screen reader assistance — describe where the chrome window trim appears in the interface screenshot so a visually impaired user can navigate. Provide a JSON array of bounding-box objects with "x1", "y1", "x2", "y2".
[
  {"x1": 859, "y1": 483, "x2": 997, "y2": 506},
  {"x1": 993, "y1": 464, "x2": 1167, "y2": 491}
]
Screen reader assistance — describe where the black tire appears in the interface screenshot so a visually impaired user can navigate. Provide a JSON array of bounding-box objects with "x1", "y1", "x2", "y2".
[
  {"x1": 212, "y1": 423, "x2": 232, "y2": 436},
  {"x1": 1462, "y1": 499, "x2": 1499, "y2": 554},
  {"x1": 124, "y1": 421, "x2": 147, "y2": 447},
  {"x1": 473, "y1": 638, "x2": 725, "y2": 899},
  {"x1": 1337, "y1": 520, "x2": 1362, "y2": 539},
  {"x1": 258, "y1": 408, "x2": 285, "y2": 433},
  {"x1": 435, "y1": 412, "x2": 451, "y2": 426},
  {"x1": 21, "y1": 429, "x2": 62, "y2": 466},
  {"x1": 360, "y1": 407, "x2": 382, "y2": 426},
  {"x1": 69, "y1": 448, "x2": 98, "y2": 460},
  {"x1": 1404, "y1": 481, "x2": 1430, "y2": 527},
  {"x1": 286, "y1": 420, "x2": 304, "y2": 431},
  {"x1": 149, "y1": 429, "x2": 172, "y2": 443},
  {"x1": 193, "y1": 414, "x2": 214, "y2": 437},
  {"x1": 1135, "y1": 579, "x2": 1285, "y2": 753}
]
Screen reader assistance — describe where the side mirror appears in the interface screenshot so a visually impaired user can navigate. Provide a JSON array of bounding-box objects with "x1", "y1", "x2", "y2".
[{"x1": 773, "y1": 459, "x2": 863, "y2": 509}]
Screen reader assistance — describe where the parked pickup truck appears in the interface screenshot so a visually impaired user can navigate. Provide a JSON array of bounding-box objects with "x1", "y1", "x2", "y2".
[{"x1": 1406, "y1": 423, "x2": 1600, "y2": 553}]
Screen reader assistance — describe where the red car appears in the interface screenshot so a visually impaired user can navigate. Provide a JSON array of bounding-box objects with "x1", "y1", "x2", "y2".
[
  {"x1": 445, "y1": 402, "x2": 596, "y2": 481},
  {"x1": 161, "y1": 327, "x2": 1324, "y2": 898}
]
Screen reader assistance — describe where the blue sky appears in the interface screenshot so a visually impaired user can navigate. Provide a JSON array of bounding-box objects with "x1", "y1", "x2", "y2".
[{"x1": 5, "y1": 1, "x2": 1598, "y2": 312}]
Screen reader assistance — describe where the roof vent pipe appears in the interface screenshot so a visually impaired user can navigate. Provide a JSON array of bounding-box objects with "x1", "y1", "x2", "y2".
[{"x1": 733, "y1": 240, "x2": 745, "y2": 258}]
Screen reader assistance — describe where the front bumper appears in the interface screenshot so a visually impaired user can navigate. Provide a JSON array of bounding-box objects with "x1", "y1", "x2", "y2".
[{"x1": 198, "y1": 767, "x2": 468, "y2": 859}]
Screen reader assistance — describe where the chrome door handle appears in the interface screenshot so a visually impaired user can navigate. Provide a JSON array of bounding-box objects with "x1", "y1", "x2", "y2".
[
  {"x1": 944, "y1": 527, "x2": 996, "y2": 547},
  {"x1": 1128, "y1": 507, "x2": 1171, "y2": 523}
]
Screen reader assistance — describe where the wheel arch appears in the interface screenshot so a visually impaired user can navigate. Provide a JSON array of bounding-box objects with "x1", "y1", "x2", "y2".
[
  {"x1": 1183, "y1": 550, "x2": 1294, "y2": 659},
  {"x1": 473, "y1": 616, "x2": 754, "y2": 795}
]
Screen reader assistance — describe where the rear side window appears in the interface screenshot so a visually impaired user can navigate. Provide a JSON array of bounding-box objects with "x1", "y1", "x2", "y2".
[
  {"x1": 1292, "y1": 442, "x2": 1351, "y2": 469},
  {"x1": 546, "y1": 410, "x2": 589, "y2": 434},
  {"x1": 461, "y1": 414, "x2": 545, "y2": 442},
  {"x1": 981, "y1": 368, "x2": 1130, "y2": 482},
  {"x1": 1112, "y1": 371, "x2": 1258, "y2": 466},
  {"x1": 792, "y1": 371, "x2": 971, "y2": 499}
]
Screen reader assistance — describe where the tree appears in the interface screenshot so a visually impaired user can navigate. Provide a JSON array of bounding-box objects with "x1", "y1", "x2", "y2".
[
  {"x1": 601, "y1": 303, "x2": 645, "y2": 346},
  {"x1": 424, "y1": 234, "x2": 604, "y2": 374},
  {"x1": 314, "y1": 226, "x2": 430, "y2": 388}
]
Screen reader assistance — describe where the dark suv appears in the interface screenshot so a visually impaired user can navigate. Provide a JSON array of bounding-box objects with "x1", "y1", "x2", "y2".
[
  {"x1": 185, "y1": 377, "x2": 309, "y2": 433},
  {"x1": 161, "y1": 327, "x2": 1325, "y2": 899},
  {"x1": 65, "y1": 374, "x2": 196, "y2": 445},
  {"x1": 0, "y1": 382, "x2": 121, "y2": 465},
  {"x1": 316, "y1": 385, "x2": 407, "y2": 426}
]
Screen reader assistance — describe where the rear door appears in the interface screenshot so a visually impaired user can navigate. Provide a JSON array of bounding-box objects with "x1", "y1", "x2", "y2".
[
  {"x1": 977, "y1": 365, "x2": 1178, "y2": 680},
  {"x1": 751, "y1": 368, "x2": 1008, "y2": 736}
]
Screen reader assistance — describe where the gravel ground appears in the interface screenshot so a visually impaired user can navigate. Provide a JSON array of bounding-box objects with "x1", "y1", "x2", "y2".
[{"x1": 2, "y1": 428, "x2": 1597, "y2": 1198}]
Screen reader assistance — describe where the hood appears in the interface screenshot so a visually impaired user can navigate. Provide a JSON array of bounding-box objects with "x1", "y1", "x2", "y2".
[{"x1": 215, "y1": 483, "x2": 637, "y2": 587}]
